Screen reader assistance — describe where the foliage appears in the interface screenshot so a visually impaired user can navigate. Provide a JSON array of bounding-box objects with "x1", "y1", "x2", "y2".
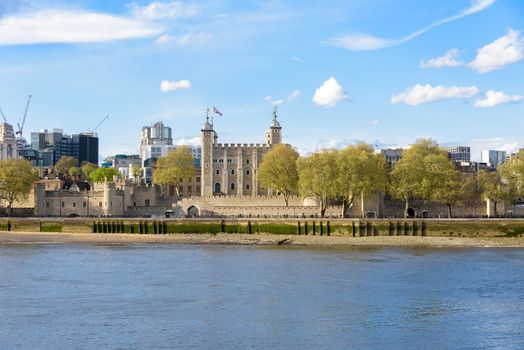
[
  {"x1": 431, "y1": 169, "x2": 469, "y2": 218},
  {"x1": 297, "y1": 150, "x2": 339, "y2": 217},
  {"x1": 258, "y1": 144, "x2": 299, "y2": 206},
  {"x1": 499, "y1": 150, "x2": 524, "y2": 197},
  {"x1": 390, "y1": 139, "x2": 453, "y2": 217},
  {"x1": 0, "y1": 159, "x2": 38, "y2": 215},
  {"x1": 336, "y1": 143, "x2": 388, "y2": 217},
  {"x1": 55, "y1": 156, "x2": 78, "y2": 175},
  {"x1": 153, "y1": 146, "x2": 196, "y2": 196},
  {"x1": 68, "y1": 167, "x2": 79, "y2": 178},
  {"x1": 81, "y1": 162, "x2": 97, "y2": 178},
  {"x1": 132, "y1": 164, "x2": 142, "y2": 180},
  {"x1": 89, "y1": 167, "x2": 121, "y2": 183},
  {"x1": 478, "y1": 170, "x2": 512, "y2": 217}
]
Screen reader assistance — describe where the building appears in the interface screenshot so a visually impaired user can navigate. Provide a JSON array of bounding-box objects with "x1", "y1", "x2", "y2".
[
  {"x1": 103, "y1": 154, "x2": 142, "y2": 178},
  {"x1": 481, "y1": 150, "x2": 507, "y2": 168},
  {"x1": 377, "y1": 148, "x2": 403, "y2": 168},
  {"x1": 29, "y1": 129, "x2": 99, "y2": 166},
  {"x1": 200, "y1": 108, "x2": 282, "y2": 196},
  {"x1": 0, "y1": 123, "x2": 18, "y2": 160},
  {"x1": 447, "y1": 146, "x2": 471, "y2": 163},
  {"x1": 139, "y1": 121, "x2": 201, "y2": 184}
]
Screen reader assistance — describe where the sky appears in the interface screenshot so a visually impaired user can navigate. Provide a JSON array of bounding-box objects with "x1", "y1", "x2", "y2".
[{"x1": 0, "y1": 0, "x2": 523, "y2": 162}]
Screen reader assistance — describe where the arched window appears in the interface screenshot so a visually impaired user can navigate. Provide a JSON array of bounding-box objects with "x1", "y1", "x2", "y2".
[
  {"x1": 230, "y1": 183, "x2": 235, "y2": 190},
  {"x1": 231, "y1": 169, "x2": 235, "y2": 175},
  {"x1": 6, "y1": 144, "x2": 12, "y2": 158},
  {"x1": 246, "y1": 159, "x2": 250, "y2": 164},
  {"x1": 246, "y1": 169, "x2": 250, "y2": 175},
  {"x1": 246, "y1": 184, "x2": 250, "y2": 190},
  {"x1": 216, "y1": 169, "x2": 220, "y2": 175},
  {"x1": 214, "y1": 183, "x2": 221, "y2": 193}
]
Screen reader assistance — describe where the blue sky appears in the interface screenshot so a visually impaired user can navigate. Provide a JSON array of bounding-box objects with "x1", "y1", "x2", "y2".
[{"x1": 0, "y1": 0, "x2": 523, "y2": 161}]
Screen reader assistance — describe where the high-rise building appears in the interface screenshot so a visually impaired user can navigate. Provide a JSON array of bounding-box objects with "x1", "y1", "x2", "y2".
[
  {"x1": 28, "y1": 129, "x2": 99, "y2": 166},
  {"x1": 481, "y1": 150, "x2": 507, "y2": 168},
  {"x1": 447, "y1": 146, "x2": 471, "y2": 162}
]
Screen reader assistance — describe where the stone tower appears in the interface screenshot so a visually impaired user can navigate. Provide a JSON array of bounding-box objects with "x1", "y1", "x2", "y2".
[
  {"x1": 266, "y1": 106, "x2": 282, "y2": 145},
  {"x1": 201, "y1": 115, "x2": 215, "y2": 196}
]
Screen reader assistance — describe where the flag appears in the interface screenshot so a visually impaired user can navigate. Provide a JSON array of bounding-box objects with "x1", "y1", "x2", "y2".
[{"x1": 213, "y1": 106, "x2": 223, "y2": 116}]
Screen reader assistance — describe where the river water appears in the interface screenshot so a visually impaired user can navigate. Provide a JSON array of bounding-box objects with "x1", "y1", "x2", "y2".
[{"x1": 0, "y1": 244, "x2": 523, "y2": 349}]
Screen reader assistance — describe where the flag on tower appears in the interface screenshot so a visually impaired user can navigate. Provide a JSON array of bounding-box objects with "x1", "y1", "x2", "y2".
[{"x1": 213, "y1": 106, "x2": 223, "y2": 116}]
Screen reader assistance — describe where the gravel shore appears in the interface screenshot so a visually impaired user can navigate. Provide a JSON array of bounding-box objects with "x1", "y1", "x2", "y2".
[{"x1": 1, "y1": 231, "x2": 524, "y2": 248}]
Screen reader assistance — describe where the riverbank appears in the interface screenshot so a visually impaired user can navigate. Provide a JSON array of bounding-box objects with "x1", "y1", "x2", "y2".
[{"x1": 1, "y1": 231, "x2": 524, "y2": 247}]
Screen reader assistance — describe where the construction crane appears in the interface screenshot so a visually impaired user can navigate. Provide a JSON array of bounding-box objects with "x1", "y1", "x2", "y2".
[
  {"x1": 0, "y1": 107, "x2": 7, "y2": 123},
  {"x1": 88, "y1": 115, "x2": 109, "y2": 134},
  {"x1": 16, "y1": 94, "x2": 31, "y2": 136}
]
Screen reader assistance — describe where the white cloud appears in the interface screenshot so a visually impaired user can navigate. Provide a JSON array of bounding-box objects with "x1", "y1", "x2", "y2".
[
  {"x1": 160, "y1": 80, "x2": 191, "y2": 92},
  {"x1": 288, "y1": 90, "x2": 300, "y2": 100},
  {"x1": 420, "y1": 49, "x2": 464, "y2": 68},
  {"x1": 0, "y1": 9, "x2": 161, "y2": 45},
  {"x1": 271, "y1": 99, "x2": 284, "y2": 106},
  {"x1": 370, "y1": 119, "x2": 380, "y2": 126},
  {"x1": 129, "y1": 1, "x2": 198, "y2": 20},
  {"x1": 313, "y1": 77, "x2": 348, "y2": 108},
  {"x1": 264, "y1": 96, "x2": 272, "y2": 101},
  {"x1": 474, "y1": 90, "x2": 523, "y2": 108},
  {"x1": 391, "y1": 84, "x2": 479, "y2": 106},
  {"x1": 328, "y1": 0, "x2": 496, "y2": 50},
  {"x1": 468, "y1": 29, "x2": 523, "y2": 73},
  {"x1": 154, "y1": 32, "x2": 211, "y2": 46},
  {"x1": 174, "y1": 136, "x2": 200, "y2": 147}
]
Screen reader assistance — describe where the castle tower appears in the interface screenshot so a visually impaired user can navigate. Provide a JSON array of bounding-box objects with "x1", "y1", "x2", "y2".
[
  {"x1": 266, "y1": 106, "x2": 282, "y2": 145},
  {"x1": 201, "y1": 115, "x2": 215, "y2": 196}
]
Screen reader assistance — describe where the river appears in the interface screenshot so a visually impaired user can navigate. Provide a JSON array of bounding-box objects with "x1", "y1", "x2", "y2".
[{"x1": 0, "y1": 244, "x2": 523, "y2": 349}]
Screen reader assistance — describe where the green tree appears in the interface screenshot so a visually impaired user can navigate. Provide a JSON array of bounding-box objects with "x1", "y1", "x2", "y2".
[
  {"x1": 461, "y1": 173, "x2": 484, "y2": 216},
  {"x1": 499, "y1": 150, "x2": 524, "y2": 197},
  {"x1": 69, "y1": 166, "x2": 79, "y2": 179},
  {"x1": 55, "y1": 156, "x2": 78, "y2": 176},
  {"x1": 478, "y1": 170, "x2": 511, "y2": 217},
  {"x1": 336, "y1": 144, "x2": 388, "y2": 217},
  {"x1": 153, "y1": 146, "x2": 195, "y2": 196},
  {"x1": 390, "y1": 139, "x2": 453, "y2": 217},
  {"x1": 297, "y1": 150, "x2": 339, "y2": 217},
  {"x1": 81, "y1": 162, "x2": 97, "y2": 179},
  {"x1": 431, "y1": 168, "x2": 467, "y2": 218},
  {"x1": 89, "y1": 168, "x2": 121, "y2": 183},
  {"x1": 258, "y1": 144, "x2": 299, "y2": 206},
  {"x1": 132, "y1": 164, "x2": 142, "y2": 181},
  {"x1": 0, "y1": 159, "x2": 38, "y2": 215}
]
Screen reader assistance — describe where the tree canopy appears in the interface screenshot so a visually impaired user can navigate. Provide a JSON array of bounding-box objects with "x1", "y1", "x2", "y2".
[
  {"x1": 153, "y1": 146, "x2": 196, "y2": 196},
  {"x1": 258, "y1": 144, "x2": 299, "y2": 206},
  {"x1": 55, "y1": 156, "x2": 78, "y2": 176},
  {"x1": 89, "y1": 167, "x2": 121, "y2": 183},
  {"x1": 0, "y1": 159, "x2": 38, "y2": 215}
]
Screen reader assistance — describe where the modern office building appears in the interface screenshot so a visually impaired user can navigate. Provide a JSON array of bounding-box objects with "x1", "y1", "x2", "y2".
[
  {"x1": 377, "y1": 148, "x2": 403, "y2": 168},
  {"x1": 28, "y1": 129, "x2": 99, "y2": 166},
  {"x1": 447, "y1": 146, "x2": 471, "y2": 163},
  {"x1": 481, "y1": 150, "x2": 507, "y2": 168}
]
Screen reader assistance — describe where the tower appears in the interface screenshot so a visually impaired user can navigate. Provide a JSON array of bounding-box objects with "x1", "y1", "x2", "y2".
[
  {"x1": 201, "y1": 113, "x2": 215, "y2": 196},
  {"x1": 266, "y1": 106, "x2": 282, "y2": 145}
]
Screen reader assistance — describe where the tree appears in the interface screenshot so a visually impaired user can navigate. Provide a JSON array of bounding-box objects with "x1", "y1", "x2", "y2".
[
  {"x1": 0, "y1": 159, "x2": 38, "y2": 215},
  {"x1": 69, "y1": 166, "x2": 79, "y2": 179},
  {"x1": 297, "y1": 150, "x2": 339, "y2": 217},
  {"x1": 55, "y1": 156, "x2": 78, "y2": 176},
  {"x1": 461, "y1": 173, "x2": 484, "y2": 216},
  {"x1": 478, "y1": 170, "x2": 511, "y2": 217},
  {"x1": 132, "y1": 164, "x2": 142, "y2": 181},
  {"x1": 390, "y1": 139, "x2": 453, "y2": 217},
  {"x1": 499, "y1": 150, "x2": 524, "y2": 197},
  {"x1": 89, "y1": 168, "x2": 120, "y2": 183},
  {"x1": 431, "y1": 168, "x2": 466, "y2": 218},
  {"x1": 81, "y1": 162, "x2": 97, "y2": 179},
  {"x1": 336, "y1": 143, "x2": 388, "y2": 217},
  {"x1": 153, "y1": 146, "x2": 195, "y2": 196},
  {"x1": 258, "y1": 144, "x2": 299, "y2": 206}
]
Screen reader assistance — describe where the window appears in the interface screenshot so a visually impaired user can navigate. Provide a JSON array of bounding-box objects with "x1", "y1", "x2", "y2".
[
  {"x1": 145, "y1": 199, "x2": 150, "y2": 207},
  {"x1": 246, "y1": 170, "x2": 250, "y2": 175},
  {"x1": 46, "y1": 202, "x2": 49, "y2": 208},
  {"x1": 216, "y1": 169, "x2": 220, "y2": 175},
  {"x1": 188, "y1": 185, "x2": 192, "y2": 192},
  {"x1": 231, "y1": 183, "x2": 235, "y2": 190},
  {"x1": 73, "y1": 202, "x2": 76, "y2": 208},
  {"x1": 246, "y1": 184, "x2": 250, "y2": 190},
  {"x1": 83, "y1": 202, "x2": 87, "y2": 208},
  {"x1": 99, "y1": 202, "x2": 102, "y2": 207},
  {"x1": 227, "y1": 159, "x2": 232, "y2": 163},
  {"x1": 196, "y1": 177, "x2": 201, "y2": 182},
  {"x1": 246, "y1": 159, "x2": 250, "y2": 164},
  {"x1": 196, "y1": 186, "x2": 201, "y2": 192},
  {"x1": 231, "y1": 169, "x2": 235, "y2": 175},
  {"x1": 62, "y1": 202, "x2": 65, "y2": 207}
]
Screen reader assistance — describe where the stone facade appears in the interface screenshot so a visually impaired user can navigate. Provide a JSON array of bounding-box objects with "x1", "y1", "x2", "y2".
[
  {"x1": 0, "y1": 123, "x2": 18, "y2": 160},
  {"x1": 200, "y1": 108, "x2": 282, "y2": 197}
]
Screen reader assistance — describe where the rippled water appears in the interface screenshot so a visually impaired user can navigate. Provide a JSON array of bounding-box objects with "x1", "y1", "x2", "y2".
[{"x1": 0, "y1": 244, "x2": 523, "y2": 349}]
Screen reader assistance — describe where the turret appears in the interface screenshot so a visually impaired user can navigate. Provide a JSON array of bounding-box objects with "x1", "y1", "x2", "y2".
[
  {"x1": 201, "y1": 113, "x2": 215, "y2": 196},
  {"x1": 266, "y1": 106, "x2": 282, "y2": 145}
]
